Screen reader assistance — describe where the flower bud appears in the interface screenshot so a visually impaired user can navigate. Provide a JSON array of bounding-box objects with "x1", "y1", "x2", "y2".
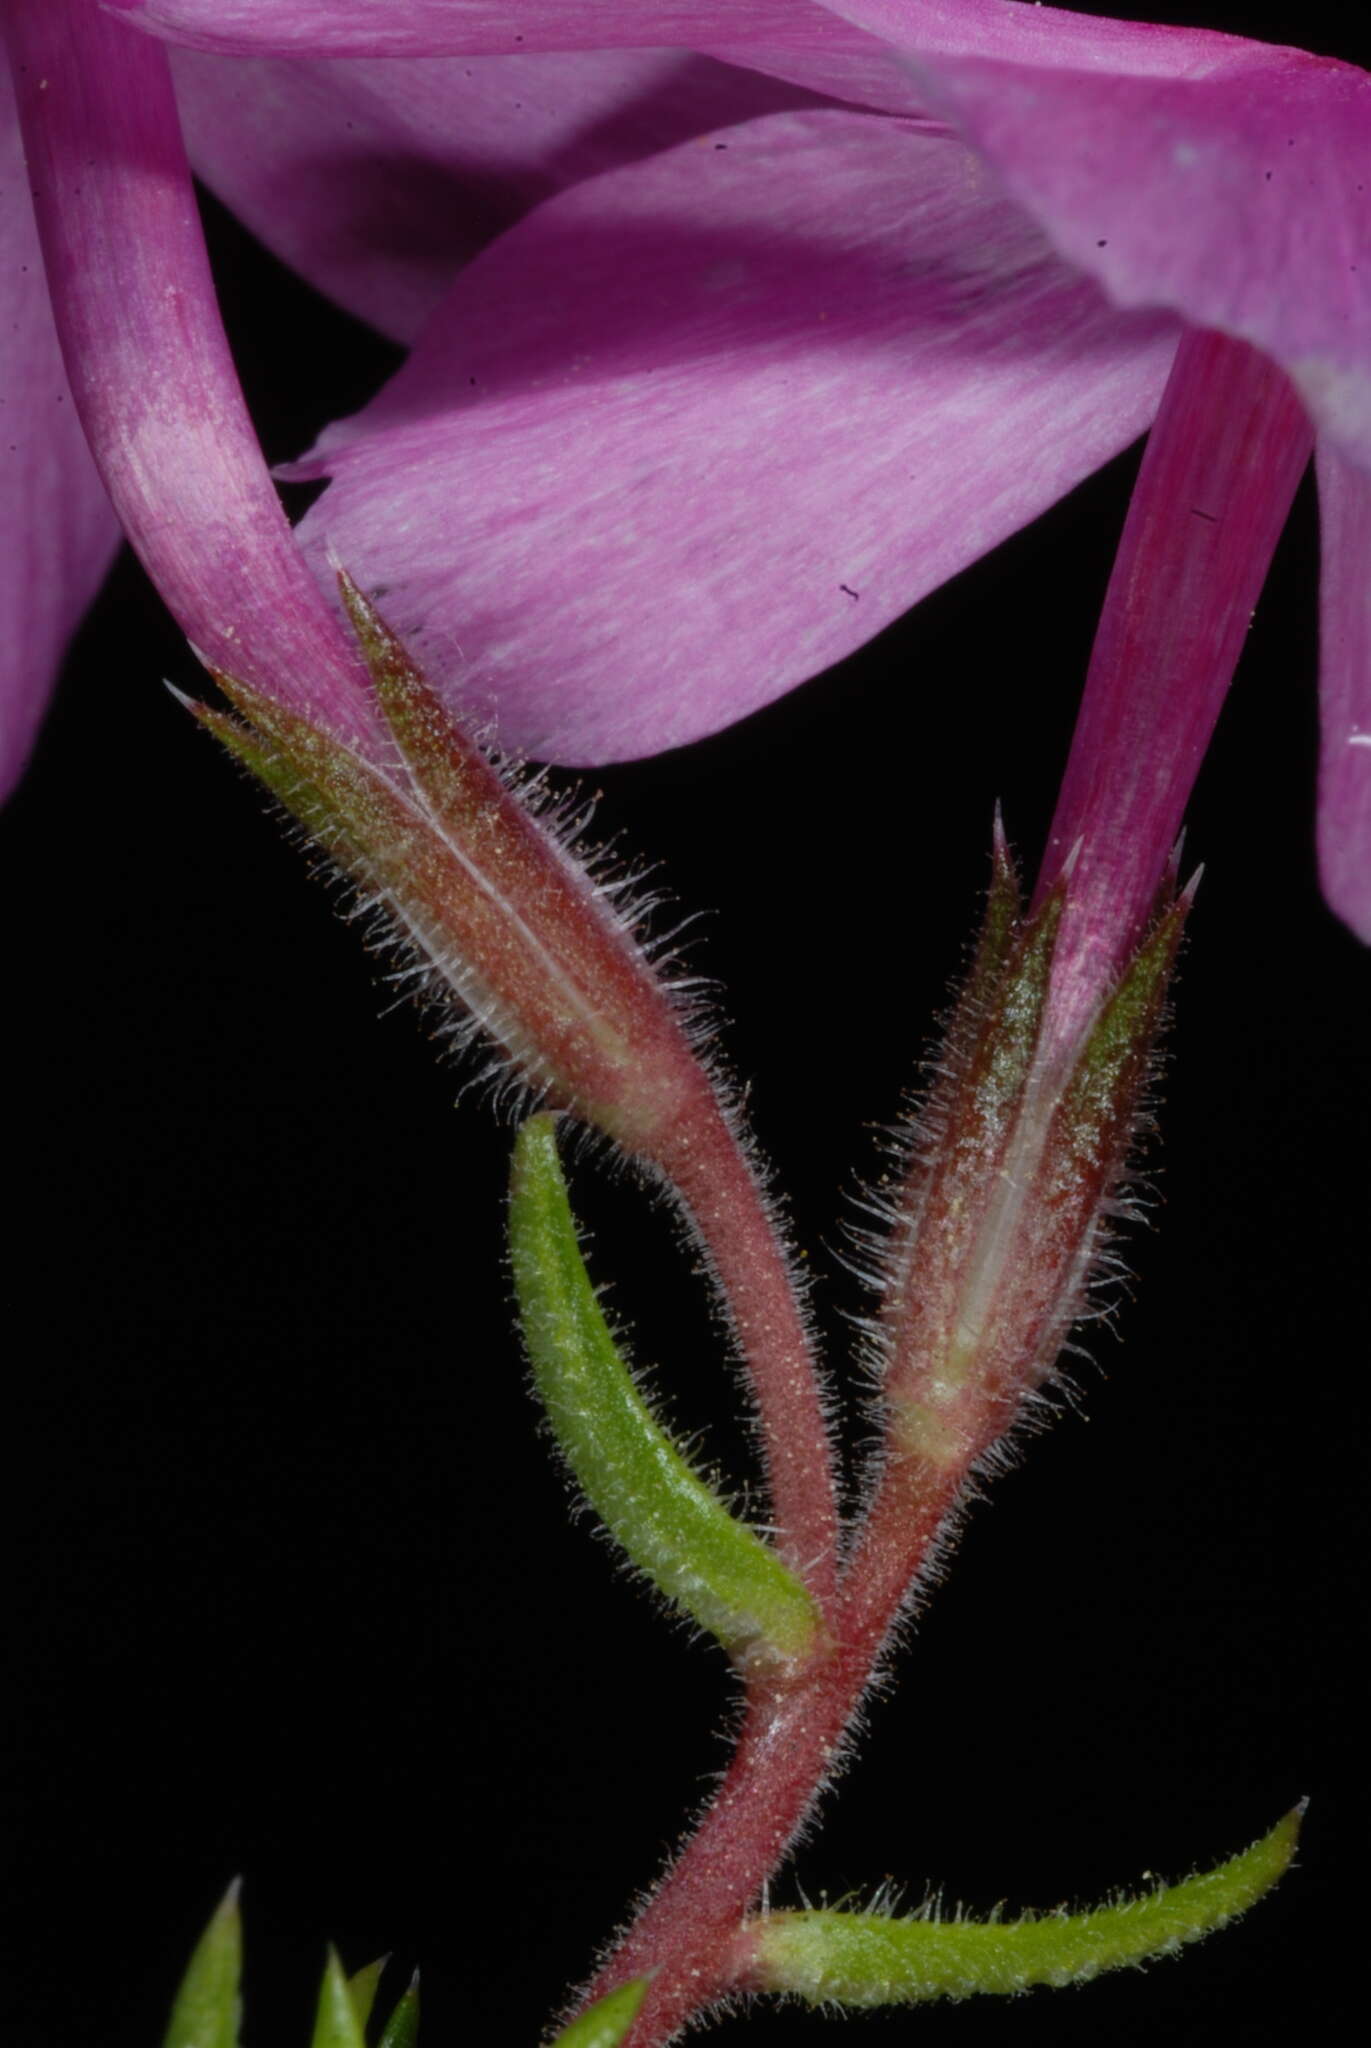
[
  {"x1": 194, "y1": 574, "x2": 714, "y2": 1157},
  {"x1": 878, "y1": 844, "x2": 1191, "y2": 1486}
]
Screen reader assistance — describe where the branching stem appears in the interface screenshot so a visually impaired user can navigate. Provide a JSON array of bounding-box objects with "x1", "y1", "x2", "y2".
[{"x1": 584, "y1": 1471, "x2": 962, "y2": 2047}]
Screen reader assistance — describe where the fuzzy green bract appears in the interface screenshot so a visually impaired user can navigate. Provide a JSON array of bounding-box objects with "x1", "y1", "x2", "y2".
[
  {"x1": 163, "y1": 1883, "x2": 242, "y2": 2048},
  {"x1": 751, "y1": 1808, "x2": 1300, "y2": 2007},
  {"x1": 548, "y1": 1980, "x2": 649, "y2": 2048},
  {"x1": 509, "y1": 1115, "x2": 820, "y2": 1665}
]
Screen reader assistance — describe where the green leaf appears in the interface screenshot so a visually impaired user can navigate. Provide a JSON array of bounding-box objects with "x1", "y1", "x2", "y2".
[
  {"x1": 548, "y1": 1980, "x2": 649, "y2": 2048},
  {"x1": 345, "y1": 1958, "x2": 387, "y2": 2031},
  {"x1": 375, "y1": 1973, "x2": 420, "y2": 2048},
  {"x1": 163, "y1": 1882, "x2": 243, "y2": 2048},
  {"x1": 508, "y1": 1116, "x2": 820, "y2": 1666},
  {"x1": 749, "y1": 1807, "x2": 1301, "y2": 2006},
  {"x1": 310, "y1": 1950, "x2": 368, "y2": 2048}
]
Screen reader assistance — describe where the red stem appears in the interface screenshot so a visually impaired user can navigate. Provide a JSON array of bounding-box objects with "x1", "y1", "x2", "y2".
[
  {"x1": 653, "y1": 1096, "x2": 839, "y2": 1608},
  {"x1": 587, "y1": 1475, "x2": 961, "y2": 2045}
]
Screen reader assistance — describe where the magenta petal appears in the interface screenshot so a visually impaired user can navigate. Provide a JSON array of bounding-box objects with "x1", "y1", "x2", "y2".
[
  {"x1": 849, "y1": 37, "x2": 1371, "y2": 470},
  {"x1": 291, "y1": 109, "x2": 1176, "y2": 764},
  {"x1": 139, "y1": 0, "x2": 926, "y2": 118},
  {"x1": 109, "y1": 0, "x2": 872, "y2": 58},
  {"x1": 1035, "y1": 332, "x2": 1313, "y2": 1051},
  {"x1": 173, "y1": 47, "x2": 828, "y2": 345},
  {"x1": 1, "y1": 69, "x2": 120, "y2": 800},
  {"x1": 6, "y1": 0, "x2": 372, "y2": 749},
  {"x1": 1315, "y1": 442, "x2": 1371, "y2": 943},
  {"x1": 818, "y1": 0, "x2": 1250, "y2": 78}
]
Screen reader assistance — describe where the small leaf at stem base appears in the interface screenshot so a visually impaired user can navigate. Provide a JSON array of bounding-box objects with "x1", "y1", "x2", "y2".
[
  {"x1": 744, "y1": 1806, "x2": 1301, "y2": 2006},
  {"x1": 311, "y1": 1949, "x2": 368, "y2": 2048},
  {"x1": 375, "y1": 1974, "x2": 420, "y2": 2048},
  {"x1": 345, "y1": 1958, "x2": 387, "y2": 2032},
  {"x1": 162, "y1": 1881, "x2": 242, "y2": 2048},
  {"x1": 550, "y1": 1980, "x2": 650, "y2": 2048}
]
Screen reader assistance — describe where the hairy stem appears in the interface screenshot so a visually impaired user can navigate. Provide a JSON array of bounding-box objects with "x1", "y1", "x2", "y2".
[
  {"x1": 654, "y1": 1097, "x2": 839, "y2": 1606},
  {"x1": 583, "y1": 1471, "x2": 962, "y2": 2047}
]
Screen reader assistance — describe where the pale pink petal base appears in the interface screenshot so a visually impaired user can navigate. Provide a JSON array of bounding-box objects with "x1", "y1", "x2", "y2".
[
  {"x1": 292, "y1": 109, "x2": 1176, "y2": 764},
  {"x1": 0, "y1": 67, "x2": 120, "y2": 800},
  {"x1": 1314, "y1": 443, "x2": 1371, "y2": 943},
  {"x1": 174, "y1": 46, "x2": 828, "y2": 346}
]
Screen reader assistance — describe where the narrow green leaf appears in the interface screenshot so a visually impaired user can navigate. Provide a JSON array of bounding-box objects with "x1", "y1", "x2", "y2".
[
  {"x1": 163, "y1": 1882, "x2": 243, "y2": 2048},
  {"x1": 311, "y1": 1949, "x2": 368, "y2": 2048},
  {"x1": 346, "y1": 1957, "x2": 387, "y2": 2031},
  {"x1": 548, "y1": 1980, "x2": 649, "y2": 2048},
  {"x1": 509, "y1": 1116, "x2": 820, "y2": 1665},
  {"x1": 375, "y1": 1973, "x2": 420, "y2": 2048},
  {"x1": 749, "y1": 1807, "x2": 1300, "y2": 2006}
]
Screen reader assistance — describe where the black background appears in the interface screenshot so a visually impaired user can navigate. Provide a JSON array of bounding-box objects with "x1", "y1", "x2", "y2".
[{"x1": 3, "y1": 5, "x2": 1367, "y2": 2043}]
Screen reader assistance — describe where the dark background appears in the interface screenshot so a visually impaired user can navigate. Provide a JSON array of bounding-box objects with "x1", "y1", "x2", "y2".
[{"x1": 3, "y1": 4, "x2": 1367, "y2": 2044}]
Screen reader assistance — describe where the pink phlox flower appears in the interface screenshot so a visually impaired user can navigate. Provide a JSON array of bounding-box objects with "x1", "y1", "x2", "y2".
[
  {"x1": 1, "y1": 0, "x2": 848, "y2": 797},
  {"x1": 4, "y1": 1, "x2": 1369, "y2": 946},
  {"x1": 249, "y1": 2, "x2": 1371, "y2": 939}
]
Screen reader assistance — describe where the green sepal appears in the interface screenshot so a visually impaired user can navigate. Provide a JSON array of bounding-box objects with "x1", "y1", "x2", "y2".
[
  {"x1": 913, "y1": 836, "x2": 1063, "y2": 1214},
  {"x1": 310, "y1": 1949, "x2": 368, "y2": 2048},
  {"x1": 966, "y1": 879, "x2": 1064, "y2": 1136},
  {"x1": 918, "y1": 825, "x2": 1022, "y2": 1120},
  {"x1": 509, "y1": 1115, "x2": 821, "y2": 1666},
  {"x1": 750, "y1": 1807, "x2": 1300, "y2": 2006},
  {"x1": 335, "y1": 569, "x2": 477, "y2": 830},
  {"x1": 163, "y1": 1882, "x2": 243, "y2": 2048},
  {"x1": 192, "y1": 689, "x2": 414, "y2": 888},
  {"x1": 548, "y1": 1980, "x2": 649, "y2": 2048},
  {"x1": 345, "y1": 1958, "x2": 387, "y2": 2032},
  {"x1": 375, "y1": 1974, "x2": 420, "y2": 2048},
  {"x1": 1051, "y1": 891, "x2": 1189, "y2": 1184}
]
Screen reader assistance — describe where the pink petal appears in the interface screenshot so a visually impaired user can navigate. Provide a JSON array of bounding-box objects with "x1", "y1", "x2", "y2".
[
  {"x1": 173, "y1": 46, "x2": 829, "y2": 345},
  {"x1": 826, "y1": 10, "x2": 1371, "y2": 470},
  {"x1": 291, "y1": 108, "x2": 1177, "y2": 765},
  {"x1": 6, "y1": 0, "x2": 372, "y2": 747},
  {"x1": 1, "y1": 65, "x2": 120, "y2": 800},
  {"x1": 818, "y1": 0, "x2": 1251, "y2": 79},
  {"x1": 108, "y1": 0, "x2": 874, "y2": 59},
  {"x1": 1315, "y1": 441, "x2": 1371, "y2": 943},
  {"x1": 136, "y1": 0, "x2": 931, "y2": 118}
]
